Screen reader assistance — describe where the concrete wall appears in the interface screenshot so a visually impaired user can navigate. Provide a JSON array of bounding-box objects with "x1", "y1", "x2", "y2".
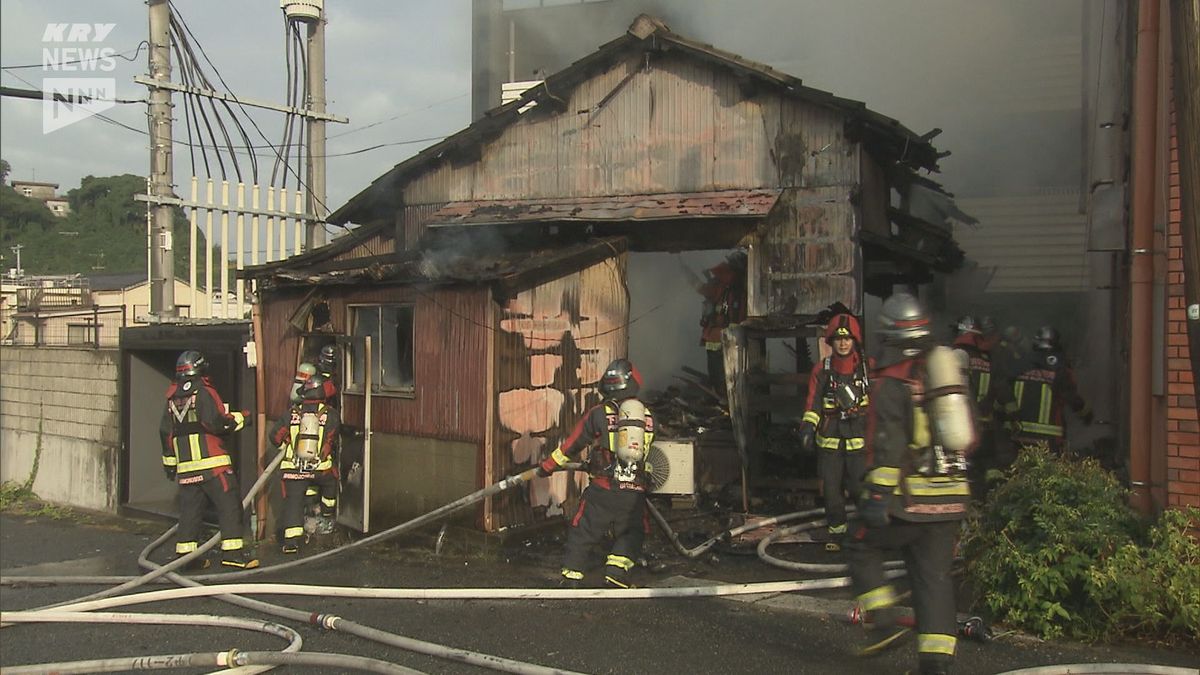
[{"x1": 0, "y1": 346, "x2": 120, "y2": 511}]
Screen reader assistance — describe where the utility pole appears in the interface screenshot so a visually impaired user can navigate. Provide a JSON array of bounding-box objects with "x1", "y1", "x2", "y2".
[
  {"x1": 303, "y1": 2, "x2": 327, "y2": 249},
  {"x1": 10, "y1": 244, "x2": 24, "y2": 277},
  {"x1": 148, "y1": 0, "x2": 176, "y2": 317}
]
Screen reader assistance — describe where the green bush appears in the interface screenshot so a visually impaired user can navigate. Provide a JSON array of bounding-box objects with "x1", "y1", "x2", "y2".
[
  {"x1": 1087, "y1": 507, "x2": 1200, "y2": 641},
  {"x1": 961, "y1": 445, "x2": 1195, "y2": 642}
]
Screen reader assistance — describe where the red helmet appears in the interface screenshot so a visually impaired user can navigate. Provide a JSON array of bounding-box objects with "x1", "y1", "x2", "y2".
[{"x1": 823, "y1": 313, "x2": 863, "y2": 345}]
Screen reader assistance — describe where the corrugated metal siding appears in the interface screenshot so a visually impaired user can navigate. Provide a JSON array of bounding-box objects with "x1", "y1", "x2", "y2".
[
  {"x1": 401, "y1": 51, "x2": 851, "y2": 206},
  {"x1": 489, "y1": 255, "x2": 628, "y2": 531},
  {"x1": 339, "y1": 285, "x2": 491, "y2": 442},
  {"x1": 259, "y1": 285, "x2": 491, "y2": 442},
  {"x1": 953, "y1": 191, "x2": 1089, "y2": 293},
  {"x1": 327, "y1": 229, "x2": 392, "y2": 262},
  {"x1": 399, "y1": 203, "x2": 447, "y2": 252},
  {"x1": 754, "y1": 186, "x2": 862, "y2": 316}
]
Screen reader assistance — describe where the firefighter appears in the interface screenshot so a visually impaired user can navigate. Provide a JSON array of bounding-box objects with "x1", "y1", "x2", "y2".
[
  {"x1": 697, "y1": 250, "x2": 747, "y2": 391},
  {"x1": 952, "y1": 315, "x2": 1001, "y2": 497},
  {"x1": 269, "y1": 373, "x2": 341, "y2": 553},
  {"x1": 1002, "y1": 326, "x2": 1092, "y2": 455},
  {"x1": 315, "y1": 343, "x2": 340, "y2": 404},
  {"x1": 798, "y1": 313, "x2": 871, "y2": 552},
  {"x1": 159, "y1": 350, "x2": 259, "y2": 570},
  {"x1": 536, "y1": 358, "x2": 656, "y2": 589},
  {"x1": 849, "y1": 293, "x2": 972, "y2": 675}
]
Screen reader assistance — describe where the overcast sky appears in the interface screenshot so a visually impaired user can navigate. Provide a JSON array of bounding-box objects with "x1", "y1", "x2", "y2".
[
  {"x1": 0, "y1": 0, "x2": 474, "y2": 216},
  {"x1": 2, "y1": 0, "x2": 1084, "y2": 215}
]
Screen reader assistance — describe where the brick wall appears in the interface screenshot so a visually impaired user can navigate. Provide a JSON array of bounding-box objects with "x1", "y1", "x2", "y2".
[{"x1": 1165, "y1": 107, "x2": 1200, "y2": 510}]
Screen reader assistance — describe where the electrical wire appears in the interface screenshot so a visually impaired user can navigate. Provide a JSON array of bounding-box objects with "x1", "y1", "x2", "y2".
[{"x1": 0, "y1": 42, "x2": 149, "y2": 70}]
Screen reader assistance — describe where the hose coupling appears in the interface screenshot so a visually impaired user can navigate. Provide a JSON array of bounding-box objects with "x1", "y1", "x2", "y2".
[
  {"x1": 314, "y1": 612, "x2": 339, "y2": 630},
  {"x1": 221, "y1": 649, "x2": 241, "y2": 667}
]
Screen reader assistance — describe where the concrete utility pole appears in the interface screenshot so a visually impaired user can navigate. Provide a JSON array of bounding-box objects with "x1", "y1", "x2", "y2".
[
  {"x1": 148, "y1": 0, "x2": 176, "y2": 317},
  {"x1": 10, "y1": 244, "x2": 24, "y2": 277},
  {"x1": 302, "y1": 2, "x2": 327, "y2": 249}
]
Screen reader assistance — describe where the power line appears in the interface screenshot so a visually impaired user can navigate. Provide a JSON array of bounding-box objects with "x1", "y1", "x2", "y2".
[{"x1": 0, "y1": 42, "x2": 148, "y2": 70}]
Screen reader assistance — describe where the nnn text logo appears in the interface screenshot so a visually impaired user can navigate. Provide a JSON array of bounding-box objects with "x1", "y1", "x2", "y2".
[{"x1": 41, "y1": 23, "x2": 118, "y2": 134}]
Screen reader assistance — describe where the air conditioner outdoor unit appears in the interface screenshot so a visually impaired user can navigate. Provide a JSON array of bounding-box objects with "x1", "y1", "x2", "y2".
[{"x1": 647, "y1": 440, "x2": 696, "y2": 495}]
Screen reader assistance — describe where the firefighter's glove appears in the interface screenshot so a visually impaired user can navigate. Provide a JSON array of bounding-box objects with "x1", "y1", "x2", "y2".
[
  {"x1": 797, "y1": 423, "x2": 816, "y2": 453},
  {"x1": 164, "y1": 466, "x2": 177, "y2": 482},
  {"x1": 536, "y1": 465, "x2": 553, "y2": 478},
  {"x1": 859, "y1": 484, "x2": 891, "y2": 529}
]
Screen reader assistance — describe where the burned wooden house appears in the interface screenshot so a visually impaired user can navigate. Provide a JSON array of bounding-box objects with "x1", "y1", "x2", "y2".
[{"x1": 242, "y1": 15, "x2": 965, "y2": 533}]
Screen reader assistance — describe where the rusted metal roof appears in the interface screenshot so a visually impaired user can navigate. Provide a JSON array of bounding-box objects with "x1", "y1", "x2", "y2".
[
  {"x1": 327, "y1": 14, "x2": 949, "y2": 227},
  {"x1": 425, "y1": 189, "x2": 780, "y2": 228}
]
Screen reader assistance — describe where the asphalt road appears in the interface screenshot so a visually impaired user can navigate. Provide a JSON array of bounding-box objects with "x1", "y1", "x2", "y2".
[{"x1": 2, "y1": 509, "x2": 1198, "y2": 674}]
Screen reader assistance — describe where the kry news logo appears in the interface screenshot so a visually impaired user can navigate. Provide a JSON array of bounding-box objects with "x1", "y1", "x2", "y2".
[{"x1": 41, "y1": 23, "x2": 119, "y2": 134}]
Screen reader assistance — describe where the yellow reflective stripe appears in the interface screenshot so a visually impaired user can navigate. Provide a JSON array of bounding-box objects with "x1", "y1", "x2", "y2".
[
  {"x1": 822, "y1": 399, "x2": 838, "y2": 409},
  {"x1": 1012, "y1": 381, "x2": 1025, "y2": 413},
  {"x1": 221, "y1": 538, "x2": 244, "y2": 551},
  {"x1": 550, "y1": 448, "x2": 570, "y2": 467},
  {"x1": 1039, "y1": 384, "x2": 1052, "y2": 425},
  {"x1": 917, "y1": 633, "x2": 957, "y2": 656},
  {"x1": 1019, "y1": 421, "x2": 1063, "y2": 437},
  {"x1": 817, "y1": 436, "x2": 865, "y2": 451},
  {"x1": 162, "y1": 456, "x2": 179, "y2": 467},
  {"x1": 802, "y1": 411, "x2": 820, "y2": 425},
  {"x1": 305, "y1": 487, "x2": 319, "y2": 496},
  {"x1": 869, "y1": 467, "x2": 900, "y2": 487},
  {"x1": 284, "y1": 527, "x2": 305, "y2": 539},
  {"x1": 860, "y1": 394, "x2": 870, "y2": 406},
  {"x1": 606, "y1": 555, "x2": 635, "y2": 571},
  {"x1": 188, "y1": 433, "x2": 202, "y2": 463},
  {"x1": 177, "y1": 454, "x2": 232, "y2": 473},
  {"x1": 321, "y1": 497, "x2": 336, "y2": 507},
  {"x1": 901, "y1": 476, "x2": 971, "y2": 497},
  {"x1": 857, "y1": 585, "x2": 897, "y2": 612},
  {"x1": 978, "y1": 372, "x2": 990, "y2": 402},
  {"x1": 561, "y1": 568, "x2": 584, "y2": 580},
  {"x1": 828, "y1": 523, "x2": 847, "y2": 535},
  {"x1": 911, "y1": 406, "x2": 931, "y2": 448},
  {"x1": 176, "y1": 541, "x2": 198, "y2": 554}
]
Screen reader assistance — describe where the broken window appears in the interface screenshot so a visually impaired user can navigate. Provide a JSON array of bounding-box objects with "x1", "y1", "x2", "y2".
[{"x1": 348, "y1": 304, "x2": 415, "y2": 394}]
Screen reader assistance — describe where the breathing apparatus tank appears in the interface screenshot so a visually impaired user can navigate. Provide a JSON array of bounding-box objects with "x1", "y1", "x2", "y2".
[
  {"x1": 923, "y1": 345, "x2": 977, "y2": 457},
  {"x1": 295, "y1": 411, "x2": 322, "y2": 467},
  {"x1": 614, "y1": 398, "x2": 648, "y2": 465}
]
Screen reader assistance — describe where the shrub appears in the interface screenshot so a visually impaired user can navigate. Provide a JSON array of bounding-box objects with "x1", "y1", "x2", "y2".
[
  {"x1": 962, "y1": 445, "x2": 1142, "y2": 640},
  {"x1": 1087, "y1": 507, "x2": 1200, "y2": 642}
]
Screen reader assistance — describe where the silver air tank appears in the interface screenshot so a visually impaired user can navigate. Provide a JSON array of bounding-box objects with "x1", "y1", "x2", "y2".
[
  {"x1": 614, "y1": 398, "x2": 647, "y2": 464},
  {"x1": 924, "y1": 345, "x2": 977, "y2": 454}
]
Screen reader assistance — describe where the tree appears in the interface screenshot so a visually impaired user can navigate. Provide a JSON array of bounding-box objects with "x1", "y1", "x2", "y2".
[{"x1": 0, "y1": 158, "x2": 10, "y2": 185}]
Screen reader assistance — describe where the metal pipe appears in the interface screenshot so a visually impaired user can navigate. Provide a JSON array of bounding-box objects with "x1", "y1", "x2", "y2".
[{"x1": 1129, "y1": 0, "x2": 1161, "y2": 516}]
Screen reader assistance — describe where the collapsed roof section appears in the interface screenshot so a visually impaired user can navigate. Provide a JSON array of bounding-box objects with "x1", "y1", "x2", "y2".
[{"x1": 244, "y1": 14, "x2": 967, "y2": 289}]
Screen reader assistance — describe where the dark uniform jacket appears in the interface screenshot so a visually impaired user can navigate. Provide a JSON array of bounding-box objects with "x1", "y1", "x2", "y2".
[
  {"x1": 540, "y1": 399, "x2": 656, "y2": 492},
  {"x1": 953, "y1": 332, "x2": 999, "y2": 424},
  {"x1": 160, "y1": 377, "x2": 242, "y2": 483},
  {"x1": 1003, "y1": 351, "x2": 1090, "y2": 443},
  {"x1": 801, "y1": 352, "x2": 871, "y2": 451},
  {"x1": 864, "y1": 354, "x2": 971, "y2": 523}
]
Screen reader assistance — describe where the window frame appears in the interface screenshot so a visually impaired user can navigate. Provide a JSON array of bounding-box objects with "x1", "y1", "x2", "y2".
[{"x1": 345, "y1": 303, "x2": 416, "y2": 397}]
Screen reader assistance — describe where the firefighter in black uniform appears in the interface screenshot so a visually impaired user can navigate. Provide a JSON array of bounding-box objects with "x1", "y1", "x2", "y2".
[
  {"x1": 316, "y1": 343, "x2": 341, "y2": 404},
  {"x1": 953, "y1": 315, "x2": 1002, "y2": 497},
  {"x1": 849, "y1": 293, "x2": 972, "y2": 675},
  {"x1": 160, "y1": 350, "x2": 259, "y2": 570},
  {"x1": 269, "y1": 373, "x2": 341, "y2": 553},
  {"x1": 537, "y1": 358, "x2": 655, "y2": 588},
  {"x1": 1001, "y1": 326, "x2": 1092, "y2": 455},
  {"x1": 798, "y1": 313, "x2": 872, "y2": 551}
]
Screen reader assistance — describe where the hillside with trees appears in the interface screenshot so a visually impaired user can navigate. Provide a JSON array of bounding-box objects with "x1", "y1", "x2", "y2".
[{"x1": 1, "y1": 158, "x2": 213, "y2": 280}]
